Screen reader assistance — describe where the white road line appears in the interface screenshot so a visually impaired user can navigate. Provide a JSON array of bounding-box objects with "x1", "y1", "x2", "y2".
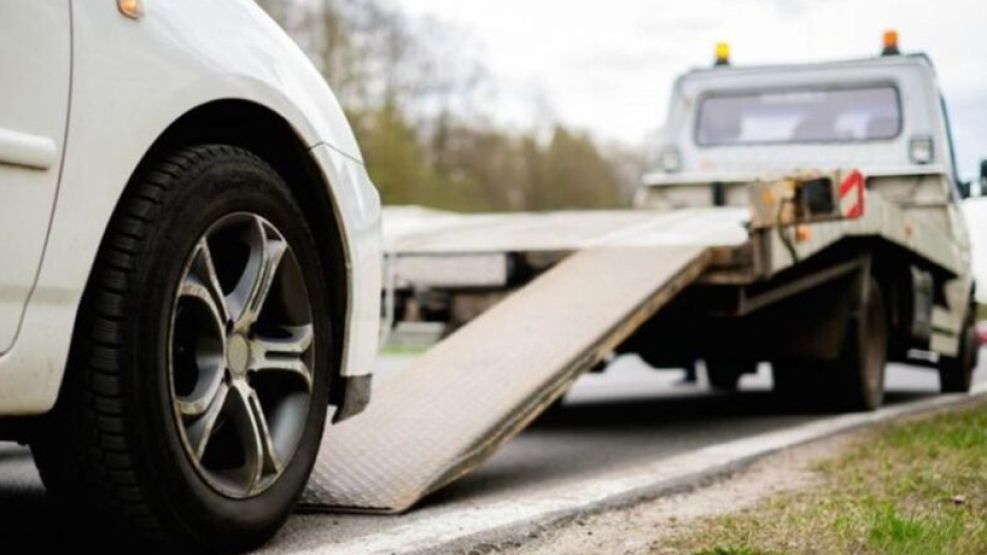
[{"x1": 303, "y1": 383, "x2": 987, "y2": 555}]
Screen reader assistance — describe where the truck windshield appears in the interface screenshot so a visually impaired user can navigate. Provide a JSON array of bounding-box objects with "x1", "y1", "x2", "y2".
[{"x1": 695, "y1": 85, "x2": 901, "y2": 146}]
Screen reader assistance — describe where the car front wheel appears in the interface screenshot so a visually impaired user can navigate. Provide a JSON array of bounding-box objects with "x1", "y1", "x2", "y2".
[{"x1": 31, "y1": 145, "x2": 333, "y2": 552}]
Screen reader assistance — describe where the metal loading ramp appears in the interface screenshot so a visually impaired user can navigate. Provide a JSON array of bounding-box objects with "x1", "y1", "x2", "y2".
[{"x1": 301, "y1": 245, "x2": 710, "y2": 513}]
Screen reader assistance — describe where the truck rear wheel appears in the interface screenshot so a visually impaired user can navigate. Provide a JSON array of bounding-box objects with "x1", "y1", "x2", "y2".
[
  {"x1": 771, "y1": 277, "x2": 887, "y2": 411},
  {"x1": 939, "y1": 306, "x2": 978, "y2": 393},
  {"x1": 831, "y1": 277, "x2": 887, "y2": 411},
  {"x1": 30, "y1": 145, "x2": 333, "y2": 551}
]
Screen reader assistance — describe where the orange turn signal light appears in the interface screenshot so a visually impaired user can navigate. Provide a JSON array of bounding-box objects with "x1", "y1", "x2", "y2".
[
  {"x1": 118, "y1": 0, "x2": 144, "y2": 20},
  {"x1": 882, "y1": 29, "x2": 899, "y2": 56}
]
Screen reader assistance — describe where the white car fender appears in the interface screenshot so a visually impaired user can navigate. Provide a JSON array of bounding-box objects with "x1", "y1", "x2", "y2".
[{"x1": 0, "y1": 0, "x2": 381, "y2": 415}]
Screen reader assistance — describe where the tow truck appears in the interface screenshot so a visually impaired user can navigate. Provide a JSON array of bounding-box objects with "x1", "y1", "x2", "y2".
[{"x1": 299, "y1": 33, "x2": 980, "y2": 514}]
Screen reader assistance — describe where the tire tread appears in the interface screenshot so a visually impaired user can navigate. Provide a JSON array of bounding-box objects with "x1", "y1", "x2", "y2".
[{"x1": 33, "y1": 145, "x2": 274, "y2": 547}]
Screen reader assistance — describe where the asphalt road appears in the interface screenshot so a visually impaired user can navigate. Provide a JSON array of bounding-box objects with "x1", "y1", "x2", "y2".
[{"x1": 0, "y1": 354, "x2": 983, "y2": 552}]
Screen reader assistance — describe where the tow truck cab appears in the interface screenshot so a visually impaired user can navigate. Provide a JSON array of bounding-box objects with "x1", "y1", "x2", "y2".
[{"x1": 639, "y1": 51, "x2": 970, "y2": 213}]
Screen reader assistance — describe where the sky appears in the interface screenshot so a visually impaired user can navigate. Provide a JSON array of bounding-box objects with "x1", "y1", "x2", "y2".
[{"x1": 395, "y1": 0, "x2": 987, "y2": 180}]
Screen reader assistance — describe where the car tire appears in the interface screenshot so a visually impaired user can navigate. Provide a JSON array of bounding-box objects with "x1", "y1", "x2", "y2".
[
  {"x1": 31, "y1": 145, "x2": 333, "y2": 552},
  {"x1": 705, "y1": 361, "x2": 756, "y2": 392},
  {"x1": 939, "y1": 305, "x2": 978, "y2": 393}
]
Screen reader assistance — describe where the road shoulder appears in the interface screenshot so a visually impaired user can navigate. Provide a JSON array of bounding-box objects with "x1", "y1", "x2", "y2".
[
  {"x1": 504, "y1": 433, "x2": 854, "y2": 555},
  {"x1": 273, "y1": 385, "x2": 987, "y2": 554},
  {"x1": 506, "y1": 400, "x2": 987, "y2": 555}
]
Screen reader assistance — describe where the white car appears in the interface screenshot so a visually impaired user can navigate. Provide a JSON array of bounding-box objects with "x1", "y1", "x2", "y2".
[{"x1": 0, "y1": 1, "x2": 380, "y2": 550}]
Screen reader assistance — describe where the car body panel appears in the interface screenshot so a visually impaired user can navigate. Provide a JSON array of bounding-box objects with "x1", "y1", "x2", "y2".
[
  {"x1": 0, "y1": 0, "x2": 380, "y2": 415},
  {"x1": 310, "y1": 145, "x2": 382, "y2": 380},
  {"x1": 0, "y1": 1, "x2": 71, "y2": 354}
]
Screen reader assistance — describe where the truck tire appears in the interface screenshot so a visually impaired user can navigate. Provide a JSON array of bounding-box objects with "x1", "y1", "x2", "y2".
[
  {"x1": 939, "y1": 306, "x2": 978, "y2": 393},
  {"x1": 771, "y1": 277, "x2": 887, "y2": 411},
  {"x1": 831, "y1": 277, "x2": 888, "y2": 411},
  {"x1": 30, "y1": 145, "x2": 333, "y2": 552},
  {"x1": 705, "y1": 361, "x2": 757, "y2": 392}
]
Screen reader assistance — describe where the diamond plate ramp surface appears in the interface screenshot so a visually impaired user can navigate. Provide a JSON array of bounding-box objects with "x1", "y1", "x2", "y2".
[{"x1": 301, "y1": 246, "x2": 709, "y2": 512}]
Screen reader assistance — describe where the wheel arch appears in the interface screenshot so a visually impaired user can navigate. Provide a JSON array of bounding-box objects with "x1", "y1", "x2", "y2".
[{"x1": 88, "y1": 99, "x2": 350, "y2": 408}]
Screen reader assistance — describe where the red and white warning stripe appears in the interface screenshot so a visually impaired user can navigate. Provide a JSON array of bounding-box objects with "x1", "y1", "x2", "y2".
[{"x1": 839, "y1": 169, "x2": 865, "y2": 219}]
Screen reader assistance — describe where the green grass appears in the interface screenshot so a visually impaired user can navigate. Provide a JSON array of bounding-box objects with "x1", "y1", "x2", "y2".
[{"x1": 661, "y1": 405, "x2": 987, "y2": 555}]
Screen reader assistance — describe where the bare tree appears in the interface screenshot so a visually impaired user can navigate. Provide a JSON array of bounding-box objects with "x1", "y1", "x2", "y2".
[{"x1": 252, "y1": 0, "x2": 628, "y2": 212}]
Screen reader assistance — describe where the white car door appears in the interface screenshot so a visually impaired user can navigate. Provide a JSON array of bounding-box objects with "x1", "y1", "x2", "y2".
[{"x1": 0, "y1": 2, "x2": 71, "y2": 353}]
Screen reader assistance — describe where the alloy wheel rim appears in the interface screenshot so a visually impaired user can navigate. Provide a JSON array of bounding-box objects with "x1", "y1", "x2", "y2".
[{"x1": 168, "y1": 213, "x2": 315, "y2": 499}]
